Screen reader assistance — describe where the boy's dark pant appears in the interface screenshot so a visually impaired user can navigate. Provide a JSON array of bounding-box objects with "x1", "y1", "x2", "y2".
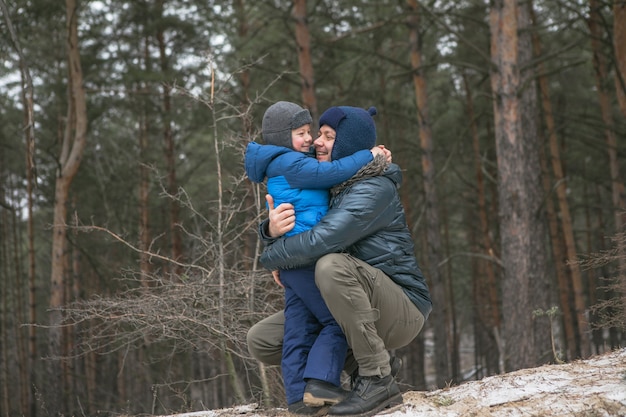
[{"x1": 280, "y1": 264, "x2": 347, "y2": 404}]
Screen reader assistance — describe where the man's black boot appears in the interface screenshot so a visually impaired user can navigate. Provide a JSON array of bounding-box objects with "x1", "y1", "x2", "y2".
[
  {"x1": 349, "y1": 356, "x2": 402, "y2": 390},
  {"x1": 328, "y1": 374, "x2": 403, "y2": 417},
  {"x1": 303, "y1": 379, "x2": 349, "y2": 406}
]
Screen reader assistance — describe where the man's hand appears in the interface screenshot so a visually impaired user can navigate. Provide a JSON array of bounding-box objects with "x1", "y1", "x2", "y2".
[{"x1": 267, "y1": 194, "x2": 295, "y2": 238}]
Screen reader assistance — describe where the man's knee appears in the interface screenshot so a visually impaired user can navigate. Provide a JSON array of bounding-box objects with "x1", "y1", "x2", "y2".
[
  {"x1": 316, "y1": 253, "x2": 346, "y2": 272},
  {"x1": 315, "y1": 253, "x2": 350, "y2": 289},
  {"x1": 246, "y1": 322, "x2": 265, "y2": 361},
  {"x1": 246, "y1": 312, "x2": 284, "y2": 365}
]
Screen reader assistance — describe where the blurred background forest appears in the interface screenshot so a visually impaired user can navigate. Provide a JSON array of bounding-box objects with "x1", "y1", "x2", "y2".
[{"x1": 1, "y1": 0, "x2": 625, "y2": 416}]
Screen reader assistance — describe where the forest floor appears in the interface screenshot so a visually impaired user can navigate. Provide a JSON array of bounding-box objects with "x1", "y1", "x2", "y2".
[{"x1": 160, "y1": 348, "x2": 626, "y2": 417}]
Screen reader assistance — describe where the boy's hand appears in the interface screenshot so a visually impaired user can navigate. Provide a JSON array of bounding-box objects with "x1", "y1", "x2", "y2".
[
  {"x1": 272, "y1": 270, "x2": 284, "y2": 288},
  {"x1": 370, "y1": 145, "x2": 392, "y2": 163},
  {"x1": 370, "y1": 146, "x2": 385, "y2": 157},
  {"x1": 378, "y1": 145, "x2": 392, "y2": 163},
  {"x1": 267, "y1": 194, "x2": 295, "y2": 238}
]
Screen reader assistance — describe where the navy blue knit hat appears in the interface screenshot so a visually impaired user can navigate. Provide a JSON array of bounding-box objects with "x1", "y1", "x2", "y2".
[
  {"x1": 319, "y1": 106, "x2": 377, "y2": 160},
  {"x1": 262, "y1": 101, "x2": 312, "y2": 150}
]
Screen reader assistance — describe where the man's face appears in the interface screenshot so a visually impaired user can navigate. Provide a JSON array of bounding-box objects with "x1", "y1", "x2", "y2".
[{"x1": 314, "y1": 125, "x2": 336, "y2": 162}]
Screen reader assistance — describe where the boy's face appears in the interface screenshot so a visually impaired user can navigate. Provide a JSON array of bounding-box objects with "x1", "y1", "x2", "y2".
[
  {"x1": 291, "y1": 124, "x2": 313, "y2": 152},
  {"x1": 314, "y1": 125, "x2": 336, "y2": 162}
]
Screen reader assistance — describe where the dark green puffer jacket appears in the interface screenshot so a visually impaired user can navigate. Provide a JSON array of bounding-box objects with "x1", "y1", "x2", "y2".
[{"x1": 259, "y1": 156, "x2": 432, "y2": 319}]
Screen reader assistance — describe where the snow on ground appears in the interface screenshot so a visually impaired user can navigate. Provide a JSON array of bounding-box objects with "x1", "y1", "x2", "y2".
[{"x1": 160, "y1": 348, "x2": 626, "y2": 417}]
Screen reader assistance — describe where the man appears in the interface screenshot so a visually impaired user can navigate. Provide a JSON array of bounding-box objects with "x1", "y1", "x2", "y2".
[{"x1": 247, "y1": 106, "x2": 432, "y2": 417}]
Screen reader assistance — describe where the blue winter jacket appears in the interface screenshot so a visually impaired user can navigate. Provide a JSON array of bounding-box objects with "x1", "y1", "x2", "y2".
[{"x1": 245, "y1": 142, "x2": 373, "y2": 236}]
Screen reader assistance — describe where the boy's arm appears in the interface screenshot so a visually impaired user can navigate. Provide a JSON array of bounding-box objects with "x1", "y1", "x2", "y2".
[{"x1": 282, "y1": 149, "x2": 373, "y2": 189}]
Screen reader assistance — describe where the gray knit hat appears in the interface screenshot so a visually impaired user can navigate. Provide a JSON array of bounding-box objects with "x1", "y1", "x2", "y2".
[{"x1": 262, "y1": 101, "x2": 313, "y2": 149}]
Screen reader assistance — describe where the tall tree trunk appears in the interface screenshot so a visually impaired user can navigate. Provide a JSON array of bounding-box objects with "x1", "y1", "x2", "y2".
[
  {"x1": 138, "y1": 110, "x2": 151, "y2": 286},
  {"x1": 407, "y1": 0, "x2": 448, "y2": 387},
  {"x1": 530, "y1": 2, "x2": 590, "y2": 358},
  {"x1": 233, "y1": 0, "x2": 273, "y2": 405},
  {"x1": 592, "y1": 185, "x2": 621, "y2": 349},
  {"x1": 23, "y1": 69, "x2": 38, "y2": 417},
  {"x1": 489, "y1": 0, "x2": 524, "y2": 370},
  {"x1": 292, "y1": 0, "x2": 318, "y2": 125},
  {"x1": 589, "y1": 1, "x2": 626, "y2": 326},
  {"x1": 156, "y1": 0, "x2": 183, "y2": 276},
  {"x1": 609, "y1": 1, "x2": 626, "y2": 333},
  {"x1": 582, "y1": 162, "x2": 603, "y2": 354},
  {"x1": 1, "y1": 0, "x2": 38, "y2": 411},
  {"x1": 441, "y1": 192, "x2": 460, "y2": 382},
  {"x1": 614, "y1": 0, "x2": 626, "y2": 118},
  {"x1": 0, "y1": 170, "x2": 12, "y2": 415},
  {"x1": 462, "y1": 73, "x2": 502, "y2": 373},
  {"x1": 20, "y1": 43, "x2": 37, "y2": 417},
  {"x1": 588, "y1": 0, "x2": 626, "y2": 233},
  {"x1": 469, "y1": 221, "x2": 482, "y2": 378},
  {"x1": 490, "y1": 0, "x2": 545, "y2": 371},
  {"x1": 63, "y1": 215, "x2": 75, "y2": 417},
  {"x1": 517, "y1": 2, "x2": 553, "y2": 366},
  {"x1": 234, "y1": 0, "x2": 258, "y2": 273},
  {"x1": 139, "y1": 36, "x2": 152, "y2": 287},
  {"x1": 48, "y1": 0, "x2": 88, "y2": 412},
  {"x1": 131, "y1": 36, "x2": 153, "y2": 411},
  {"x1": 538, "y1": 136, "x2": 577, "y2": 360},
  {"x1": 10, "y1": 198, "x2": 28, "y2": 415}
]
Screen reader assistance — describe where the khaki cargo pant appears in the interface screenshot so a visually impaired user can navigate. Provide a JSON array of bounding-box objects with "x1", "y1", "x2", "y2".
[{"x1": 247, "y1": 253, "x2": 425, "y2": 377}]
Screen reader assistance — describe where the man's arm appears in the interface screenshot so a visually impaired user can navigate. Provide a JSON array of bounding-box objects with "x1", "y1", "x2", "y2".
[{"x1": 259, "y1": 176, "x2": 396, "y2": 270}]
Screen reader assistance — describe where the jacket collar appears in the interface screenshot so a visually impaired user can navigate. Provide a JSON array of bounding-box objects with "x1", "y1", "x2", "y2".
[{"x1": 331, "y1": 154, "x2": 391, "y2": 197}]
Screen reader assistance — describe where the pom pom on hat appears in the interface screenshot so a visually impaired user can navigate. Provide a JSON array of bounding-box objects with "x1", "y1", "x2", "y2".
[
  {"x1": 319, "y1": 106, "x2": 377, "y2": 160},
  {"x1": 262, "y1": 101, "x2": 313, "y2": 149}
]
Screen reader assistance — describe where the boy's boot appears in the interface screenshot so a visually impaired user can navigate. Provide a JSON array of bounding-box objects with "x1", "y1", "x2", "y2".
[
  {"x1": 303, "y1": 379, "x2": 349, "y2": 406},
  {"x1": 287, "y1": 400, "x2": 329, "y2": 416}
]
